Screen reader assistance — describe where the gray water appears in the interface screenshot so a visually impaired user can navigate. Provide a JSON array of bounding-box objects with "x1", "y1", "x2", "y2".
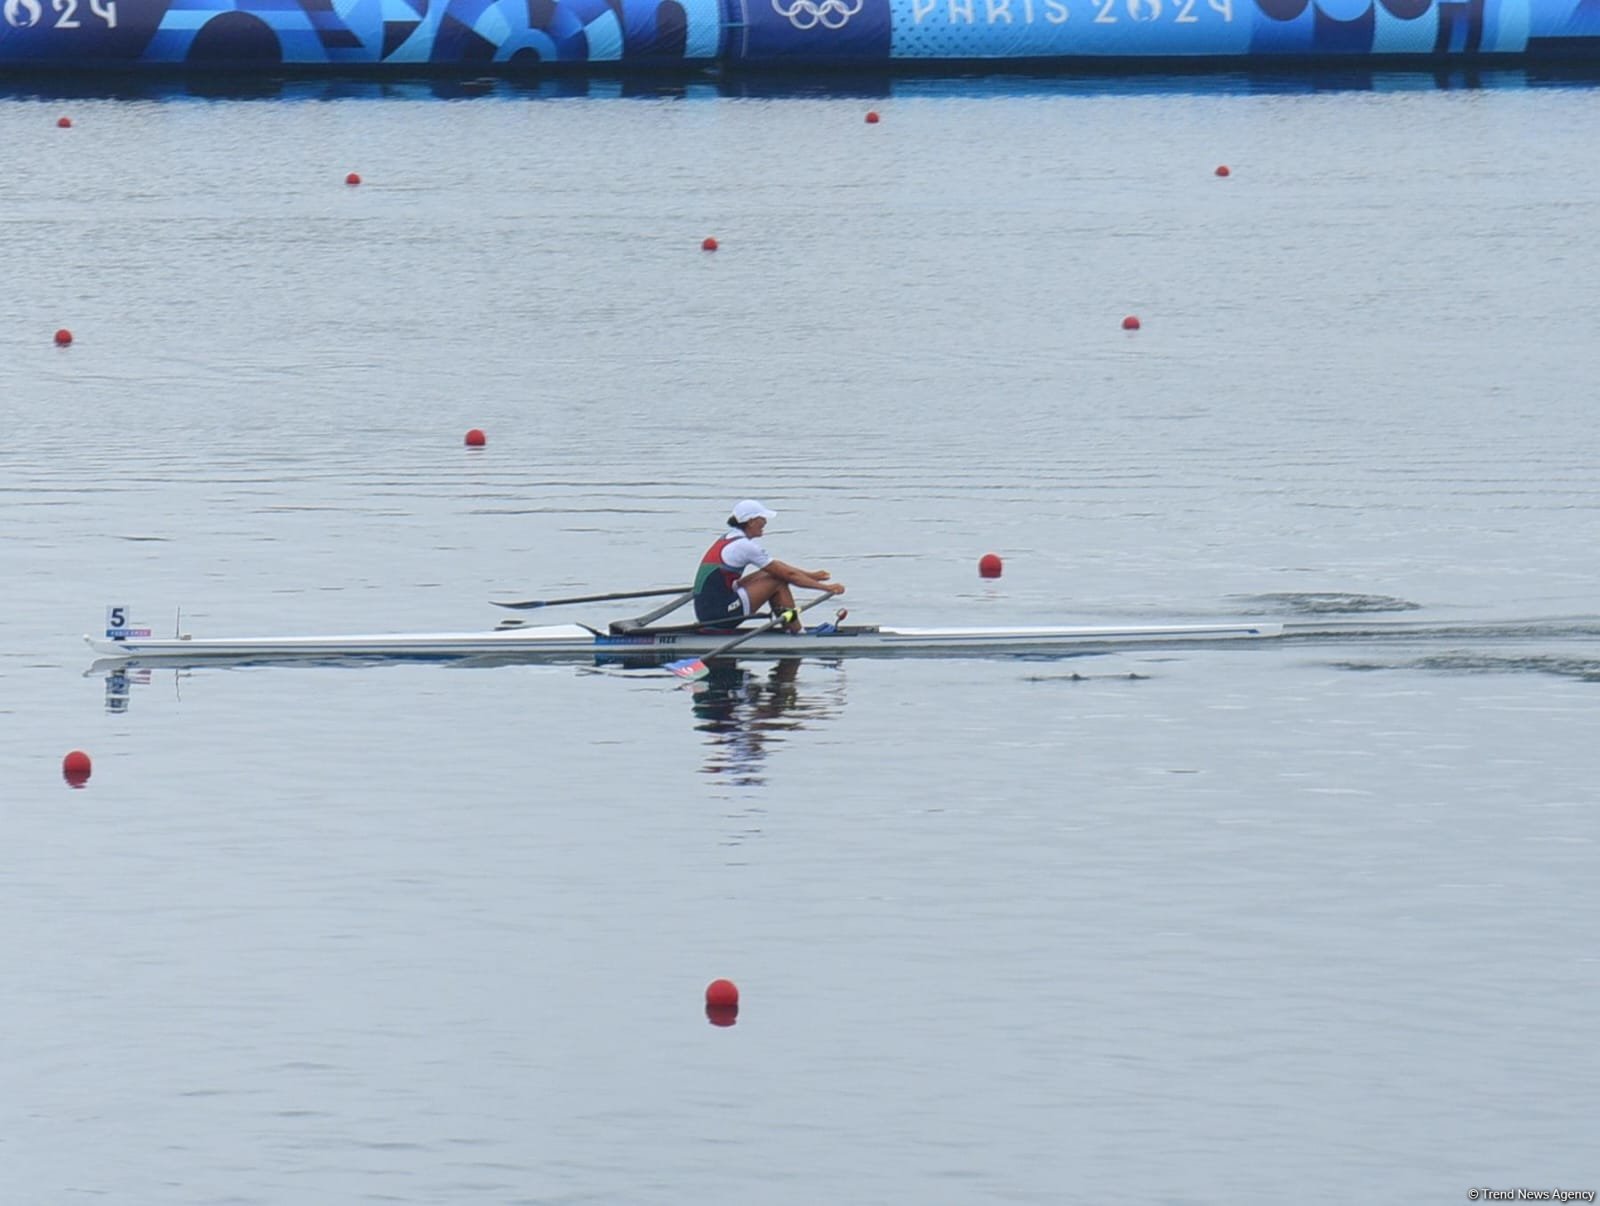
[{"x1": 2, "y1": 76, "x2": 1597, "y2": 1204}]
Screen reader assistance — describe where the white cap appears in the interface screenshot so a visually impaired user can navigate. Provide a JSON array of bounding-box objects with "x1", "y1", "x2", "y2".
[{"x1": 732, "y1": 499, "x2": 777, "y2": 524}]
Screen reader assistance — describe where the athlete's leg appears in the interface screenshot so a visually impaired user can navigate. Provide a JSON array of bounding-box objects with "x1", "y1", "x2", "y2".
[{"x1": 740, "y1": 572, "x2": 800, "y2": 630}]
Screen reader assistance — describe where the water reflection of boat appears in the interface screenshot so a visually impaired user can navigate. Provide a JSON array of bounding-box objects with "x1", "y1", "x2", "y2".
[
  {"x1": 689, "y1": 659, "x2": 844, "y2": 788},
  {"x1": 102, "y1": 664, "x2": 152, "y2": 714}
]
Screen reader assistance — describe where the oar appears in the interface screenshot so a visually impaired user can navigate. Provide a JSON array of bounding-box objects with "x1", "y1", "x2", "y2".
[
  {"x1": 491, "y1": 586, "x2": 691, "y2": 611},
  {"x1": 616, "y1": 590, "x2": 697, "y2": 630},
  {"x1": 665, "y1": 594, "x2": 835, "y2": 681}
]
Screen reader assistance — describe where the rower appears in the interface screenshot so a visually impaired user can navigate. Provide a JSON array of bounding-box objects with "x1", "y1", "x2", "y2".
[{"x1": 693, "y1": 499, "x2": 844, "y2": 634}]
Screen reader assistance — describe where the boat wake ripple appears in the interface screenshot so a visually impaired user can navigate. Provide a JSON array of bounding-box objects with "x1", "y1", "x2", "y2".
[
  {"x1": 1229, "y1": 591, "x2": 1423, "y2": 615},
  {"x1": 1328, "y1": 652, "x2": 1600, "y2": 682},
  {"x1": 1281, "y1": 616, "x2": 1600, "y2": 644}
]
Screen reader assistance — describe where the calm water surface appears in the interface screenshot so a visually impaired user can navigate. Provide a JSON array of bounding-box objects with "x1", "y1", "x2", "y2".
[{"x1": 2, "y1": 75, "x2": 1597, "y2": 1203}]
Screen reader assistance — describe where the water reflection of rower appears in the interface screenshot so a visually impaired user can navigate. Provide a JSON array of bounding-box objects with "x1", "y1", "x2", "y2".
[{"x1": 689, "y1": 657, "x2": 843, "y2": 786}]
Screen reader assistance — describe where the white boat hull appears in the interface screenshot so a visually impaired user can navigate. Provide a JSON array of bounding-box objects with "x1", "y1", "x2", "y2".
[{"x1": 85, "y1": 620, "x2": 1285, "y2": 664}]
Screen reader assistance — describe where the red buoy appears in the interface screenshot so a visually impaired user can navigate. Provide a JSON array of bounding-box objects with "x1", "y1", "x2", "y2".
[
  {"x1": 57, "y1": 116, "x2": 72, "y2": 129},
  {"x1": 1122, "y1": 315, "x2": 1141, "y2": 331},
  {"x1": 63, "y1": 750, "x2": 92, "y2": 787},
  {"x1": 865, "y1": 111, "x2": 880, "y2": 124},
  {"x1": 978, "y1": 552, "x2": 1003, "y2": 579},
  {"x1": 701, "y1": 236, "x2": 718, "y2": 252},
  {"x1": 705, "y1": 979, "x2": 739, "y2": 1027},
  {"x1": 345, "y1": 172, "x2": 362, "y2": 186},
  {"x1": 54, "y1": 328, "x2": 73, "y2": 346},
  {"x1": 464, "y1": 428, "x2": 487, "y2": 447},
  {"x1": 1215, "y1": 164, "x2": 1231, "y2": 178}
]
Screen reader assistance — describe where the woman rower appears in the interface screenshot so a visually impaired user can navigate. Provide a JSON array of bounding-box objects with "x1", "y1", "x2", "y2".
[{"x1": 693, "y1": 500, "x2": 845, "y2": 633}]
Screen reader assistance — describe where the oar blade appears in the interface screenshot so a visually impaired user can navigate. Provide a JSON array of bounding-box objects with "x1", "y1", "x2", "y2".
[{"x1": 667, "y1": 656, "x2": 710, "y2": 680}]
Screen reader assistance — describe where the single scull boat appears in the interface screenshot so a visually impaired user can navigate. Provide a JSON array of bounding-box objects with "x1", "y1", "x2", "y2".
[{"x1": 84, "y1": 618, "x2": 1286, "y2": 664}]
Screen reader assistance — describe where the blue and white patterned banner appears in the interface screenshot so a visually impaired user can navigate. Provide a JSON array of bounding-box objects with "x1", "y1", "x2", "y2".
[{"x1": 2, "y1": 0, "x2": 1597, "y2": 67}]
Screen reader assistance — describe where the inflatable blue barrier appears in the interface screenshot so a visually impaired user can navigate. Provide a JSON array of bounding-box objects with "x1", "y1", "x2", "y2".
[{"x1": 2, "y1": 0, "x2": 1598, "y2": 70}]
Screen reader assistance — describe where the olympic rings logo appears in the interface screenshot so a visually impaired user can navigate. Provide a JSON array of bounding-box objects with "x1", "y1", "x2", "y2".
[{"x1": 771, "y1": 0, "x2": 863, "y2": 30}]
